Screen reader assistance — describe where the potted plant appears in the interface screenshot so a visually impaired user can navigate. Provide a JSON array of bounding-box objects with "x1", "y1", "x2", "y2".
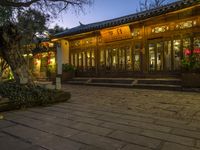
[
  {"x1": 181, "y1": 49, "x2": 200, "y2": 88},
  {"x1": 62, "y1": 64, "x2": 76, "y2": 81}
]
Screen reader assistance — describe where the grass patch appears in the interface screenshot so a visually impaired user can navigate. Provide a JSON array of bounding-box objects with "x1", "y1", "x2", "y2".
[{"x1": 0, "y1": 82, "x2": 70, "y2": 112}]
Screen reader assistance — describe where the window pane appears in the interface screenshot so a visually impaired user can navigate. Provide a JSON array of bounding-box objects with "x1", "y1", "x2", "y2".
[
  {"x1": 82, "y1": 52, "x2": 86, "y2": 70},
  {"x1": 91, "y1": 51, "x2": 95, "y2": 67},
  {"x1": 157, "y1": 42, "x2": 163, "y2": 71},
  {"x1": 134, "y1": 52, "x2": 140, "y2": 71},
  {"x1": 164, "y1": 41, "x2": 172, "y2": 71},
  {"x1": 100, "y1": 49, "x2": 105, "y2": 68},
  {"x1": 78, "y1": 53, "x2": 82, "y2": 68},
  {"x1": 149, "y1": 44, "x2": 156, "y2": 71},
  {"x1": 194, "y1": 37, "x2": 200, "y2": 65},
  {"x1": 194, "y1": 37, "x2": 200, "y2": 49},
  {"x1": 112, "y1": 48, "x2": 117, "y2": 70},
  {"x1": 119, "y1": 48, "x2": 125, "y2": 70},
  {"x1": 173, "y1": 40, "x2": 181, "y2": 70},
  {"x1": 106, "y1": 49, "x2": 111, "y2": 70},
  {"x1": 87, "y1": 51, "x2": 90, "y2": 68},
  {"x1": 74, "y1": 53, "x2": 78, "y2": 67},
  {"x1": 126, "y1": 47, "x2": 132, "y2": 71}
]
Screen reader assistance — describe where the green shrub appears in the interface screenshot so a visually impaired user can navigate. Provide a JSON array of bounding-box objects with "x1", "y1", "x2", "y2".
[
  {"x1": 0, "y1": 82, "x2": 71, "y2": 111},
  {"x1": 62, "y1": 64, "x2": 76, "y2": 72}
]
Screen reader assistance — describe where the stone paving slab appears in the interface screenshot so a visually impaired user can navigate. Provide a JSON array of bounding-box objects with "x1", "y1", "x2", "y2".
[
  {"x1": 62, "y1": 85, "x2": 200, "y2": 122},
  {"x1": 121, "y1": 144, "x2": 152, "y2": 150},
  {"x1": 109, "y1": 130, "x2": 161, "y2": 149},
  {"x1": 0, "y1": 132, "x2": 35, "y2": 150},
  {"x1": 70, "y1": 132, "x2": 125, "y2": 150},
  {"x1": 2, "y1": 125, "x2": 84, "y2": 150},
  {"x1": 161, "y1": 142, "x2": 200, "y2": 150},
  {"x1": 30, "y1": 107, "x2": 104, "y2": 126},
  {"x1": 0, "y1": 120, "x2": 15, "y2": 129},
  {"x1": 1, "y1": 102, "x2": 200, "y2": 150},
  {"x1": 1, "y1": 85, "x2": 200, "y2": 150}
]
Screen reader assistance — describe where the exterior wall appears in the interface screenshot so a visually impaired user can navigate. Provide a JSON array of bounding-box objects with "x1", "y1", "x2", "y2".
[
  {"x1": 61, "y1": 40, "x2": 70, "y2": 64},
  {"x1": 64, "y1": 4, "x2": 200, "y2": 77}
]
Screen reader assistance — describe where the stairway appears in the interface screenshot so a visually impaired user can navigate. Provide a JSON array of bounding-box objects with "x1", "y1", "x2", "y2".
[{"x1": 66, "y1": 77, "x2": 184, "y2": 91}]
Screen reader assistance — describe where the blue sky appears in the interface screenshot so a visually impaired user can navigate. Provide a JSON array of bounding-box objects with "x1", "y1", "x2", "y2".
[{"x1": 51, "y1": 0, "x2": 176, "y2": 29}]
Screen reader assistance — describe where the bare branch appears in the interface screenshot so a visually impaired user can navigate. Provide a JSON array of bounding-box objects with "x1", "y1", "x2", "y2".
[
  {"x1": 139, "y1": 0, "x2": 168, "y2": 11},
  {"x1": 0, "y1": 0, "x2": 40, "y2": 7}
]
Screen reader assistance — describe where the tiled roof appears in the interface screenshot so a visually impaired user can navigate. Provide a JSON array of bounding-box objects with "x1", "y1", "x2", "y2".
[{"x1": 53, "y1": 0, "x2": 199, "y2": 38}]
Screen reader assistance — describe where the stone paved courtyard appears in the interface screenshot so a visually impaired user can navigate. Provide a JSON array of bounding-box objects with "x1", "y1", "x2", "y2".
[{"x1": 0, "y1": 85, "x2": 200, "y2": 150}]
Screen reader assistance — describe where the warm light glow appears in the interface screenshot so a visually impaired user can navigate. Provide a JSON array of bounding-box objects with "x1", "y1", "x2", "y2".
[
  {"x1": 101, "y1": 26, "x2": 132, "y2": 42},
  {"x1": 51, "y1": 38, "x2": 59, "y2": 42},
  {"x1": 50, "y1": 58, "x2": 55, "y2": 65},
  {"x1": 49, "y1": 43, "x2": 54, "y2": 47},
  {"x1": 176, "y1": 20, "x2": 196, "y2": 29},
  {"x1": 152, "y1": 26, "x2": 168, "y2": 33},
  {"x1": 34, "y1": 58, "x2": 41, "y2": 72},
  {"x1": 23, "y1": 53, "x2": 33, "y2": 57},
  {"x1": 174, "y1": 41, "x2": 180, "y2": 45}
]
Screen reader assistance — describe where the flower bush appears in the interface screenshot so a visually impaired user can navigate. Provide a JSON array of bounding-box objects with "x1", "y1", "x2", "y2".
[{"x1": 182, "y1": 48, "x2": 200, "y2": 73}]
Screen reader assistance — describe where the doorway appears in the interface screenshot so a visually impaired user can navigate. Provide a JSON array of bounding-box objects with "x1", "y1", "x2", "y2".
[{"x1": 148, "y1": 40, "x2": 172, "y2": 72}]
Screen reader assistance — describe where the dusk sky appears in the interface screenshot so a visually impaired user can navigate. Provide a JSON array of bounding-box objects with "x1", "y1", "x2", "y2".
[{"x1": 51, "y1": 0, "x2": 176, "y2": 29}]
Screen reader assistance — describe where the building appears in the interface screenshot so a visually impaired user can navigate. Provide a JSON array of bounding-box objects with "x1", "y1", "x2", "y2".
[{"x1": 52, "y1": 0, "x2": 200, "y2": 78}]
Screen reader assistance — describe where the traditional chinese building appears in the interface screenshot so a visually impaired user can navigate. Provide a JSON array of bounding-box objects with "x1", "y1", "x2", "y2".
[
  {"x1": 52, "y1": 0, "x2": 200, "y2": 78},
  {"x1": 30, "y1": 41, "x2": 57, "y2": 80}
]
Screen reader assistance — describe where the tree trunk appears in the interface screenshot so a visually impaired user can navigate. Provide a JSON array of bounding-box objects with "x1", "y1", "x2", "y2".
[
  {"x1": 3, "y1": 47, "x2": 33, "y2": 84},
  {"x1": 0, "y1": 23, "x2": 34, "y2": 84}
]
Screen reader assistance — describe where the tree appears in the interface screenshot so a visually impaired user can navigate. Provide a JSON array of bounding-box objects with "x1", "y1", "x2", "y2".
[
  {"x1": 139, "y1": 0, "x2": 170, "y2": 11},
  {"x1": 0, "y1": 6, "x2": 12, "y2": 25},
  {"x1": 0, "y1": 58, "x2": 9, "y2": 79},
  {"x1": 0, "y1": 0, "x2": 93, "y2": 84},
  {"x1": 48, "y1": 24, "x2": 66, "y2": 35},
  {"x1": 0, "y1": 0, "x2": 93, "y2": 16}
]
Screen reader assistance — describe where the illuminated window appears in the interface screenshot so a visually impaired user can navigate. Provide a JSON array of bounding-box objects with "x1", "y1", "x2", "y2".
[
  {"x1": 100, "y1": 50, "x2": 105, "y2": 68},
  {"x1": 82, "y1": 52, "x2": 86, "y2": 70},
  {"x1": 71, "y1": 40, "x2": 81, "y2": 47},
  {"x1": 132, "y1": 28, "x2": 140, "y2": 37},
  {"x1": 83, "y1": 38, "x2": 93, "y2": 45},
  {"x1": 194, "y1": 37, "x2": 200, "y2": 49},
  {"x1": 176, "y1": 20, "x2": 197, "y2": 29},
  {"x1": 74, "y1": 53, "x2": 78, "y2": 67},
  {"x1": 152, "y1": 26, "x2": 169, "y2": 33},
  {"x1": 91, "y1": 51, "x2": 95, "y2": 67},
  {"x1": 173, "y1": 40, "x2": 181, "y2": 70}
]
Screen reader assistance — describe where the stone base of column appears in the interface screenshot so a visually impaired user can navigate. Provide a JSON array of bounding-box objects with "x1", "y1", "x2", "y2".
[{"x1": 55, "y1": 75, "x2": 62, "y2": 90}]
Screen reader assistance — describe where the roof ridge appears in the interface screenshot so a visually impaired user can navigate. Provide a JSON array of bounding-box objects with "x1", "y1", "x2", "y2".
[{"x1": 54, "y1": 0, "x2": 198, "y2": 38}]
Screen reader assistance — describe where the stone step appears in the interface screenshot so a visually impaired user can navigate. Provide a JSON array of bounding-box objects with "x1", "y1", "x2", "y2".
[
  {"x1": 86, "y1": 82, "x2": 133, "y2": 88},
  {"x1": 67, "y1": 81, "x2": 87, "y2": 84},
  {"x1": 86, "y1": 83, "x2": 181, "y2": 91},
  {"x1": 133, "y1": 84, "x2": 182, "y2": 91},
  {"x1": 137, "y1": 79, "x2": 181, "y2": 85},
  {"x1": 90, "y1": 79, "x2": 134, "y2": 84},
  {"x1": 66, "y1": 78, "x2": 184, "y2": 91},
  {"x1": 0, "y1": 98, "x2": 9, "y2": 105},
  {"x1": 70, "y1": 78, "x2": 90, "y2": 82},
  {"x1": 0, "y1": 98, "x2": 10, "y2": 112}
]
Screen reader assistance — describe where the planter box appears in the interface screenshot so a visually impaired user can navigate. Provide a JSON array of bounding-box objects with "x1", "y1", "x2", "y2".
[
  {"x1": 49, "y1": 72, "x2": 56, "y2": 81},
  {"x1": 182, "y1": 73, "x2": 200, "y2": 88},
  {"x1": 62, "y1": 72, "x2": 75, "y2": 82}
]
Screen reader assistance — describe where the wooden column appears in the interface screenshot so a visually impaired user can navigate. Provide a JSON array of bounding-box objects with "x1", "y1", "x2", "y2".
[{"x1": 56, "y1": 42, "x2": 62, "y2": 89}]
